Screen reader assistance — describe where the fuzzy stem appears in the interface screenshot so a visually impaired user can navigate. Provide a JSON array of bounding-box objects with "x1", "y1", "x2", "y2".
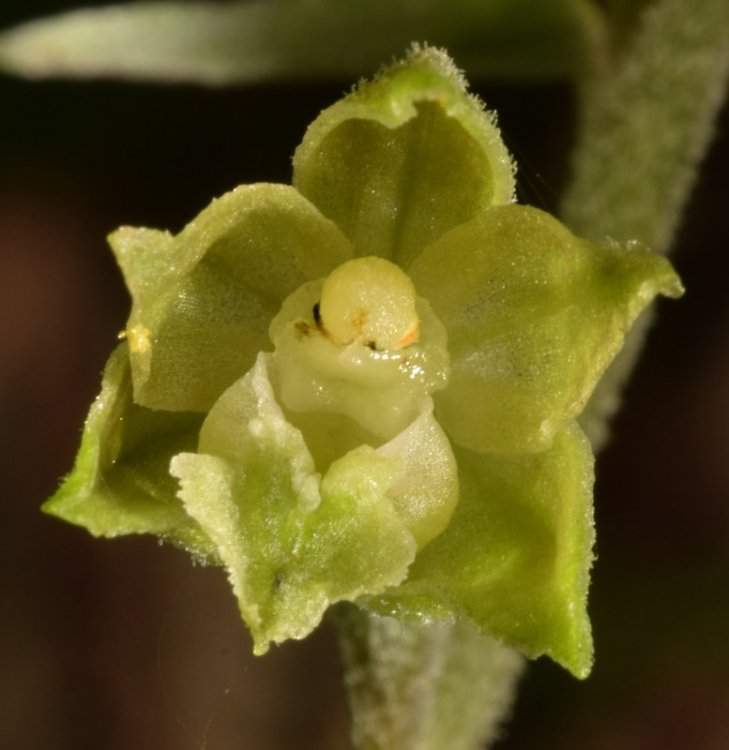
[{"x1": 334, "y1": 604, "x2": 524, "y2": 750}]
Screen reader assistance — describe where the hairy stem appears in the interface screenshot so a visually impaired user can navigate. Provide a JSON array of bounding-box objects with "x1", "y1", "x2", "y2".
[{"x1": 334, "y1": 604, "x2": 524, "y2": 750}]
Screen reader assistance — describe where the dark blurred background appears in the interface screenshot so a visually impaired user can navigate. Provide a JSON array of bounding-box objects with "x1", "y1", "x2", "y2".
[{"x1": 1, "y1": 2, "x2": 728, "y2": 749}]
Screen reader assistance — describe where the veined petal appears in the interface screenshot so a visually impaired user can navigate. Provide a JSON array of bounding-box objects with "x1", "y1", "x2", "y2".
[
  {"x1": 367, "y1": 421, "x2": 596, "y2": 679},
  {"x1": 110, "y1": 183, "x2": 354, "y2": 413},
  {"x1": 172, "y1": 354, "x2": 417, "y2": 653},
  {"x1": 293, "y1": 45, "x2": 515, "y2": 267},
  {"x1": 43, "y1": 345, "x2": 213, "y2": 558},
  {"x1": 409, "y1": 204, "x2": 683, "y2": 454}
]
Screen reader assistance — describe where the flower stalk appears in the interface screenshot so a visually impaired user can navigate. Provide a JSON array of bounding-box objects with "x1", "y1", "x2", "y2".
[{"x1": 335, "y1": 604, "x2": 524, "y2": 750}]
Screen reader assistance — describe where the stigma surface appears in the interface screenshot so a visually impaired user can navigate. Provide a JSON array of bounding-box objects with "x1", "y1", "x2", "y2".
[{"x1": 269, "y1": 257, "x2": 449, "y2": 445}]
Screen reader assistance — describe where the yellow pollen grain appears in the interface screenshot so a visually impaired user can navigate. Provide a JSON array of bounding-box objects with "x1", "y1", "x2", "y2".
[{"x1": 124, "y1": 324, "x2": 152, "y2": 353}]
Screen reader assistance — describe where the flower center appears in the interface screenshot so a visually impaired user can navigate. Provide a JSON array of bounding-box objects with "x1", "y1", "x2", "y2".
[
  {"x1": 318, "y1": 257, "x2": 420, "y2": 351},
  {"x1": 268, "y1": 257, "x2": 449, "y2": 451}
]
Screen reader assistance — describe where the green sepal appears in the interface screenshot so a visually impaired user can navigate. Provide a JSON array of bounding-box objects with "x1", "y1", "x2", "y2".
[
  {"x1": 171, "y1": 354, "x2": 418, "y2": 653},
  {"x1": 293, "y1": 45, "x2": 515, "y2": 268},
  {"x1": 43, "y1": 344, "x2": 213, "y2": 558},
  {"x1": 109, "y1": 184, "x2": 354, "y2": 413},
  {"x1": 367, "y1": 421, "x2": 595, "y2": 679},
  {"x1": 409, "y1": 204, "x2": 684, "y2": 454}
]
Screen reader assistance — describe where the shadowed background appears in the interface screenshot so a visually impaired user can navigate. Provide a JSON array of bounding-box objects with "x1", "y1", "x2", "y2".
[{"x1": 1, "y1": 2, "x2": 728, "y2": 748}]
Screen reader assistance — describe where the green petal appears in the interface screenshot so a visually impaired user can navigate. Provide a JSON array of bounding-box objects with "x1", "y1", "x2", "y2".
[
  {"x1": 172, "y1": 354, "x2": 417, "y2": 653},
  {"x1": 110, "y1": 184, "x2": 354, "y2": 413},
  {"x1": 43, "y1": 344, "x2": 212, "y2": 557},
  {"x1": 409, "y1": 204, "x2": 684, "y2": 454},
  {"x1": 368, "y1": 422, "x2": 596, "y2": 678},
  {"x1": 293, "y1": 46, "x2": 515, "y2": 267}
]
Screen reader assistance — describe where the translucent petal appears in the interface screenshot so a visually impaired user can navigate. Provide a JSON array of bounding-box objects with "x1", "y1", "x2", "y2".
[
  {"x1": 172, "y1": 354, "x2": 417, "y2": 652},
  {"x1": 376, "y1": 400, "x2": 458, "y2": 548},
  {"x1": 109, "y1": 184, "x2": 354, "y2": 413},
  {"x1": 43, "y1": 345, "x2": 213, "y2": 557},
  {"x1": 293, "y1": 46, "x2": 514, "y2": 267},
  {"x1": 367, "y1": 422, "x2": 595, "y2": 679},
  {"x1": 409, "y1": 204, "x2": 684, "y2": 454}
]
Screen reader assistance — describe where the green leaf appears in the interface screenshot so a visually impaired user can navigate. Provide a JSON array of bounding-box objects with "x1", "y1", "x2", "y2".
[
  {"x1": 0, "y1": 0, "x2": 607, "y2": 85},
  {"x1": 368, "y1": 421, "x2": 596, "y2": 679},
  {"x1": 561, "y1": 0, "x2": 729, "y2": 446},
  {"x1": 293, "y1": 46, "x2": 515, "y2": 268},
  {"x1": 408, "y1": 204, "x2": 683, "y2": 455},
  {"x1": 563, "y1": 0, "x2": 729, "y2": 254},
  {"x1": 43, "y1": 344, "x2": 212, "y2": 557},
  {"x1": 171, "y1": 354, "x2": 418, "y2": 652},
  {"x1": 109, "y1": 184, "x2": 354, "y2": 413}
]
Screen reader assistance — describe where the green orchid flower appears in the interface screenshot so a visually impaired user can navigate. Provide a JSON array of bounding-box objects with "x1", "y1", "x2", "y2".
[{"x1": 45, "y1": 46, "x2": 682, "y2": 679}]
